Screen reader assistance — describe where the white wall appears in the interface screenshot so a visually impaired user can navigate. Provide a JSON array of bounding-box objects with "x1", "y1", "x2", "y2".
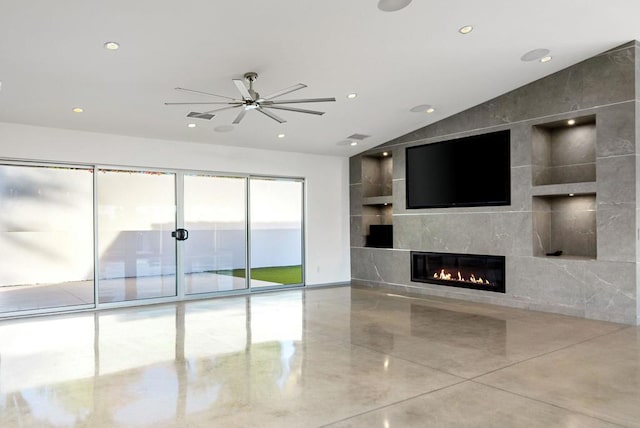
[{"x1": 0, "y1": 122, "x2": 351, "y2": 286}]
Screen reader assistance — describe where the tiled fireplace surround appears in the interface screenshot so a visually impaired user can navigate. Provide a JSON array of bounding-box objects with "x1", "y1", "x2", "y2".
[{"x1": 350, "y1": 41, "x2": 640, "y2": 325}]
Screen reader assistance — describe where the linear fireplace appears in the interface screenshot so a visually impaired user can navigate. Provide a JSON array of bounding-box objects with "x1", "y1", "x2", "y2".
[{"x1": 411, "y1": 251, "x2": 505, "y2": 293}]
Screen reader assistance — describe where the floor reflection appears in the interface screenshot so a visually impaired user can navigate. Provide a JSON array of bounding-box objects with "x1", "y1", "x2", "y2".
[{"x1": 0, "y1": 292, "x2": 304, "y2": 427}]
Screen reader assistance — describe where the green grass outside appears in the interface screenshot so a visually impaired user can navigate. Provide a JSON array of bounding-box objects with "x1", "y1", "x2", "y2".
[{"x1": 217, "y1": 265, "x2": 303, "y2": 285}]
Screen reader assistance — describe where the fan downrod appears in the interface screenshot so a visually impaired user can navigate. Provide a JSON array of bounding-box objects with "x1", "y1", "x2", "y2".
[{"x1": 243, "y1": 72, "x2": 259, "y2": 99}]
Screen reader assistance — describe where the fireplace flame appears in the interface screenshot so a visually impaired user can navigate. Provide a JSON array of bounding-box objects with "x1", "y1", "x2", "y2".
[{"x1": 433, "y1": 268, "x2": 492, "y2": 286}]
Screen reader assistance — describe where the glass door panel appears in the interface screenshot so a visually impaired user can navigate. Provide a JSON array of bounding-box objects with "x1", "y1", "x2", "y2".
[
  {"x1": 97, "y1": 170, "x2": 177, "y2": 303},
  {"x1": 183, "y1": 174, "x2": 247, "y2": 294},
  {"x1": 249, "y1": 178, "x2": 303, "y2": 288},
  {"x1": 0, "y1": 164, "x2": 95, "y2": 313}
]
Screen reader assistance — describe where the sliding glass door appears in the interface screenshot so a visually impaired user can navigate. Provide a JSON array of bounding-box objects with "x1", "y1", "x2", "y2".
[
  {"x1": 0, "y1": 163, "x2": 95, "y2": 314},
  {"x1": 249, "y1": 178, "x2": 304, "y2": 288},
  {"x1": 0, "y1": 163, "x2": 304, "y2": 317},
  {"x1": 97, "y1": 169, "x2": 177, "y2": 303},
  {"x1": 183, "y1": 174, "x2": 247, "y2": 294}
]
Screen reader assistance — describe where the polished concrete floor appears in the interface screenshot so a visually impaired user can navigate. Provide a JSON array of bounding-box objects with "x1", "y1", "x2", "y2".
[{"x1": 0, "y1": 285, "x2": 638, "y2": 427}]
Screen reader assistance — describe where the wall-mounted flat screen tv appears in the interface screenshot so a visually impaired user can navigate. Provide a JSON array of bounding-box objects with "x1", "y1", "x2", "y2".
[{"x1": 406, "y1": 130, "x2": 511, "y2": 209}]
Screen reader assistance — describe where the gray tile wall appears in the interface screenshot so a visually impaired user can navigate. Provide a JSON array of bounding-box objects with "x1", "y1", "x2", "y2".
[{"x1": 350, "y1": 42, "x2": 640, "y2": 324}]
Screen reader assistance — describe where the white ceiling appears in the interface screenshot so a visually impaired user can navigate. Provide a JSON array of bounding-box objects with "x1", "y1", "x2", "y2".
[{"x1": 0, "y1": 0, "x2": 638, "y2": 156}]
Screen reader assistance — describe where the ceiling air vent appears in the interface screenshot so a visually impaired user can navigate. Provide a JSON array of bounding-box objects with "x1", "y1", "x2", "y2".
[{"x1": 187, "y1": 112, "x2": 215, "y2": 120}]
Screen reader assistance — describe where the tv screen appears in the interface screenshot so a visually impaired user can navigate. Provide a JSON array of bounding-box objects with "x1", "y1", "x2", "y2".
[{"x1": 406, "y1": 130, "x2": 510, "y2": 209}]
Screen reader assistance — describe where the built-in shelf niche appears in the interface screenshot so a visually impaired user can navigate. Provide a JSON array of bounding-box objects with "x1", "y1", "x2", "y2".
[
  {"x1": 532, "y1": 193, "x2": 597, "y2": 259},
  {"x1": 532, "y1": 115, "x2": 596, "y2": 186},
  {"x1": 362, "y1": 152, "x2": 393, "y2": 197},
  {"x1": 361, "y1": 151, "x2": 393, "y2": 248}
]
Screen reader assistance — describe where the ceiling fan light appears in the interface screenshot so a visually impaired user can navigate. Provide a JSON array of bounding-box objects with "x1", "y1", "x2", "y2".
[{"x1": 377, "y1": 0, "x2": 412, "y2": 12}]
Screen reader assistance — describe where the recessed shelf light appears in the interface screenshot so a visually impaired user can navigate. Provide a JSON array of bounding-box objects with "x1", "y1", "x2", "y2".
[
  {"x1": 377, "y1": 0, "x2": 412, "y2": 12},
  {"x1": 188, "y1": 123, "x2": 196, "y2": 128},
  {"x1": 103, "y1": 41, "x2": 120, "y2": 51},
  {"x1": 277, "y1": 133, "x2": 286, "y2": 139},
  {"x1": 347, "y1": 93, "x2": 358, "y2": 99},
  {"x1": 459, "y1": 25, "x2": 473, "y2": 34},
  {"x1": 382, "y1": 151, "x2": 389, "y2": 156},
  {"x1": 567, "y1": 119, "x2": 576, "y2": 125},
  {"x1": 72, "y1": 107, "x2": 83, "y2": 113},
  {"x1": 569, "y1": 193, "x2": 575, "y2": 197},
  {"x1": 540, "y1": 55, "x2": 553, "y2": 63}
]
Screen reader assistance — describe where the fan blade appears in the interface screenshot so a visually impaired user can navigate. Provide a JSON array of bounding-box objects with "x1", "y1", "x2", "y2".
[
  {"x1": 232, "y1": 108, "x2": 248, "y2": 124},
  {"x1": 165, "y1": 102, "x2": 242, "y2": 105},
  {"x1": 201, "y1": 105, "x2": 243, "y2": 115},
  {"x1": 257, "y1": 107, "x2": 286, "y2": 123},
  {"x1": 261, "y1": 83, "x2": 307, "y2": 101},
  {"x1": 264, "y1": 105, "x2": 325, "y2": 115},
  {"x1": 262, "y1": 97, "x2": 336, "y2": 105},
  {"x1": 175, "y1": 87, "x2": 236, "y2": 100},
  {"x1": 233, "y1": 79, "x2": 253, "y2": 100}
]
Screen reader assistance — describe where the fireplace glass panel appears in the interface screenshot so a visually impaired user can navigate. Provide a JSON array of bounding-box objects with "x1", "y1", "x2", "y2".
[{"x1": 411, "y1": 251, "x2": 505, "y2": 293}]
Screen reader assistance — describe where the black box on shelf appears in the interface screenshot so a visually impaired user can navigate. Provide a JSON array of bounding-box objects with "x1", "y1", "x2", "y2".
[{"x1": 366, "y1": 225, "x2": 393, "y2": 248}]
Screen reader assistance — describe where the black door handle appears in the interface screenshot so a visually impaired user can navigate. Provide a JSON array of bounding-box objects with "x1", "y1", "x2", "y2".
[{"x1": 171, "y1": 228, "x2": 189, "y2": 241}]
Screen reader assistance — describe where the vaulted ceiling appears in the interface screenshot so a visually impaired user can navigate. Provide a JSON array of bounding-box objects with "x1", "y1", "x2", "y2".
[{"x1": 0, "y1": 1, "x2": 638, "y2": 156}]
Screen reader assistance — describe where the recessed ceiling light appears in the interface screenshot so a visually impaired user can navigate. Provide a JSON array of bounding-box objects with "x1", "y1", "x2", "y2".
[
  {"x1": 188, "y1": 123, "x2": 196, "y2": 128},
  {"x1": 214, "y1": 125, "x2": 234, "y2": 133},
  {"x1": 347, "y1": 93, "x2": 358, "y2": 99},
  {"x1": 277, "y1": 133, "x2": 286, "y2": 139},
  {"x1": 377, "y1": 0, "x2": 412, "y2": 12},
  {"x1": 410, "y1": 104, "x2": 435, "y2": 113},
  {"x1": 521, "y1": 48, "x2": 550, "y2": 62},
  {"x1": 567, "y1": 119, "x2": 576, "y2": 126},
  {"x1": 103, "y1": 41, "x2": 120, "y2": 51},
  {"x1": 459, "y1": 25, "x2": 473, "y2": 34},
  {"x1": 540, "y1": 55, "x2": 553, "y2": 63},
  {"x1": 382, "y1": 151, "x2": 389, "y2": 156},
  {"x1": 72, "y1": 107, "x2": 83, "y2": 113},
  {"x1": 350, "y1": 141, "x2": 358, "y2": 146}
]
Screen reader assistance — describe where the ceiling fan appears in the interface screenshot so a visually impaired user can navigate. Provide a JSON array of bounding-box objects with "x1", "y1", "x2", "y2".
[{"x1": 165, "y1": 72, "x2": 336, "y2": 124}]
